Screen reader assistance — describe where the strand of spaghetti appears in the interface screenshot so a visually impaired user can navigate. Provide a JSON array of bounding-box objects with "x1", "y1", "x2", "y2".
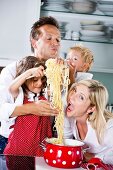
[{"x1": 45, "y1": 58, "x2": 69, "y2": 144}]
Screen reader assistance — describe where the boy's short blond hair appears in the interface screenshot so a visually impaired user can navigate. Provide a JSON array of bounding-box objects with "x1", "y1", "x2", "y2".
[{"x1": 69, "y1": 44, "x2": 94, "y2": 71}]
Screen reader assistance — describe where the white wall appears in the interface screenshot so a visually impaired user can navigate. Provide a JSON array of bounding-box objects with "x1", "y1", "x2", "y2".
[{"x1": 0, "y1": 0, "x2": 40, "y2": 66}]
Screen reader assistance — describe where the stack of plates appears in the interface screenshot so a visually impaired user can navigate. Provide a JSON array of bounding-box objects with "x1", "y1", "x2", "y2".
[
  {"x1": 97, "y1": 0, "x2": 113, "y2": 16},
  {"x1": 81, "y1": 24, "x2": 105, "y2": 31},
  {"x1": 80, "y1": 20, "x2": 107, "y2": 42},
  {"x1": 41, "y1": 0, "x2": 69, "y2": 11},
  {"x1": 59, "y1": 21, "x2": 68, "y2": 39},
  {"x1": 66, "y1": 0, "x2": 97, "y2": 14}
]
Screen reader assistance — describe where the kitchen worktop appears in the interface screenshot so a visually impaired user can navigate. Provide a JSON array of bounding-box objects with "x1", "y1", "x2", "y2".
[
  {"x1": 0, "y1": 155, "x2": 84, "y2": 170},
  {"x1": 1, "y1": 154, "x2": 113, "y2": 170}
]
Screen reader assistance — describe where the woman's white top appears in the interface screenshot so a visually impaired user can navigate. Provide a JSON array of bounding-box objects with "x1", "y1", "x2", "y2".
[{"x1": 64, "y1": 116, "x2": 113, "y2": 164}]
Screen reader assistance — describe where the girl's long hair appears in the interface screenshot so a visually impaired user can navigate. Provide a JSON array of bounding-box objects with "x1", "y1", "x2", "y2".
[{"x1": 16, "y1": 56, "x2": 46, "y2": 96}]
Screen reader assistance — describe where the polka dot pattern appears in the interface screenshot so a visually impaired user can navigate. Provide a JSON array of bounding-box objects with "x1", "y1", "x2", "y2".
[
  {"x1": 77, "y1": 151, "x2": 80, "y2": 155},
  {"x1": 57, "y1": 150, "x2": 62, "y2": 157},
  {"x1": 72, "y1": 161, "x2": 76, "y2": 165},
  {"x1": 53, "y1": 160, "x2": 56, "y2": 164},
  {"x1": 44, "y1": 145, "x2": 83, "y2": 168},
  {"x1": 4, "y1": 96, "x2": 52, "y2": 157},
  {"x1": 68, "y1": 151, "x2": 72, "y2": 155},
  {"x1": 62, "y1": 161, "x2": 66, "y2": 165},
  {"x1": 49, "y1": 149, "x2": 53, "y2": 153}
]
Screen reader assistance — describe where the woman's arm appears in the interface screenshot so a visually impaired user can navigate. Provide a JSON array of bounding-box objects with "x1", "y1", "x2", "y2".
[{"x1": 9, "y1": 66, "x2": 44, "y2": 98}]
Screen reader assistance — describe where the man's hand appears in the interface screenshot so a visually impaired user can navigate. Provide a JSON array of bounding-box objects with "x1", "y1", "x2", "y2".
[{"x1": 11, "y1": 100, "x2": 59, "y2": 117}]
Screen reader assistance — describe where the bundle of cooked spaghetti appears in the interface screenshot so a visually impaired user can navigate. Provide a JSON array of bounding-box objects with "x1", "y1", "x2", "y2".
[{"x1": 45, "y1": 58, "x2": 70, "y2": 144}]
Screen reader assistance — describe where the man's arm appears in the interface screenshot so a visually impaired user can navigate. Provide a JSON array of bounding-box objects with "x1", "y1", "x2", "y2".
[
  {"x1": 0, "y1": 62, "x2": 17, "y2": 86},
  {"x1": 0, "y1": 61, "x2": 23, "y2": 121},
  {"x1": 11, "y1": 100, "x2": 59, "y2": 117},
  {"x1": 0, "y1": 62, "x2": 59, "y2": 121}
]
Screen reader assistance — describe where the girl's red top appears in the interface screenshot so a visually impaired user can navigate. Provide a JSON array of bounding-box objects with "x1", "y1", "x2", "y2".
[{"x1": 4, "y1": 96, "x2": 52, "y2": 157}]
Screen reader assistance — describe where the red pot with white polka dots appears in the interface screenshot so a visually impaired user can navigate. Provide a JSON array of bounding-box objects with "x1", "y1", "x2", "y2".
[{"x1": 43, "y1": 138, "x2": 84, "y2": 168}]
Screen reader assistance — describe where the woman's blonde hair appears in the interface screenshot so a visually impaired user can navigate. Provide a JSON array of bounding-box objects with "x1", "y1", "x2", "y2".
[
  {"x1": 69, "y1": 79, "x2": 113, "y2": 144},
  {"x1": 69, "y1": 44, "x2": 94, "y2": 71}
]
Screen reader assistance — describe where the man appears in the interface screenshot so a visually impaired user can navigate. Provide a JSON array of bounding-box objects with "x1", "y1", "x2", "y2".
[{"x1": 0, "y1": 16, "x2": 60, "y2": 153}]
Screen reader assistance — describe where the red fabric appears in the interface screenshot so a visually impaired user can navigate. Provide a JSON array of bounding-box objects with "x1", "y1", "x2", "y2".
[
  {"x1": 4, "y1": 96, "x2": 52, "y2": 157},
  {"x1": 5, "y1": 155, "x2": 35, "y2": 170}
]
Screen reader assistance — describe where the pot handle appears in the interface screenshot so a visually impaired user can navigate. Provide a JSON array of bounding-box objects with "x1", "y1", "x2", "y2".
[
  {"x1": 83, "y1": 147, "x2": 90, "y2": 154},
  {"x1": 39, "y1": 138, "x2": 47, "y2": 151},
  {"x1": 39, "y1": 143, "x2": 46, "y2": 151}
]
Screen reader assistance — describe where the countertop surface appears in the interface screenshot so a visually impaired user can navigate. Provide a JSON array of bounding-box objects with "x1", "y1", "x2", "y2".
[
  {"x1": 0, "y1": 155, "x2": 84, "y2": 170},
  {"x1": 1, "y1": 155, "x2": 113, "y2": 170}
]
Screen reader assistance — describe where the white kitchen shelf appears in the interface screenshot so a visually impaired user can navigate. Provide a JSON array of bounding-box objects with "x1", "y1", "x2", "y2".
[{"x1": 40, "y1": 3, "x2": 113, "y2": 73}]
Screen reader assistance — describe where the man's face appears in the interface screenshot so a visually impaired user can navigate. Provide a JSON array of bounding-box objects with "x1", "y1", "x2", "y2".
[{"x1": 34, "y1": 24, "x2": 61, "y2": 61}]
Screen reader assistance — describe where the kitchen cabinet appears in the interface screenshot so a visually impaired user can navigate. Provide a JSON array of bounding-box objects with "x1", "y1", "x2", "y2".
[{"x1": 40, "y1": 0, "x2": 113, "y2": 73}]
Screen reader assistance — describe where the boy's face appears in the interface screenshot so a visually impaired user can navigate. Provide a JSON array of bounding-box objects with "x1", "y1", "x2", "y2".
[{"x1": 67, "y1": 50, "x2": 86, "y2": 72}]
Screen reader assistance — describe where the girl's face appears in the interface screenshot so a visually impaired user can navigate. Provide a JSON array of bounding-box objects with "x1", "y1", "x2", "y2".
[
  {"x1": 66, "y1": 84, "x2": 92, "y2": 119},
  {"x1": 67, "y1": 50, "x2": 85, "y2": 72},
  {"x1": 26, "y1": 76, "x2": 46, "y2": 94}
]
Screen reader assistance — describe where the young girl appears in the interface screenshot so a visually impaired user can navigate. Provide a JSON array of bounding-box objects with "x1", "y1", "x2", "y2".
[
  {"x1": 4, "y1": 56, "x2": 52, "y2": 157},
  {"x1": 64, "y1": 79, "x2": 113, "y2": 165}
]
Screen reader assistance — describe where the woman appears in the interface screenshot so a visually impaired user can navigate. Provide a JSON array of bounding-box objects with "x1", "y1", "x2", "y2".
[{"x1": 64, "y1": 79, "x2": 113, "y2": 165}]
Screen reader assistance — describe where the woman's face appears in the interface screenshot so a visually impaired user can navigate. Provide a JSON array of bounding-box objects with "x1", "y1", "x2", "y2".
[
  {"x1": 66, "y1": 84, "x2": 91, "y2": 118},
  {"x1": 26, "y1": 76, "x2": 46, "y2": 94}
]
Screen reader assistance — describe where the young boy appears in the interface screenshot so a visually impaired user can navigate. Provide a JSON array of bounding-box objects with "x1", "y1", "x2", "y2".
[{"x1": 66, "y1": 44, "x2": 94, "y2": 87}]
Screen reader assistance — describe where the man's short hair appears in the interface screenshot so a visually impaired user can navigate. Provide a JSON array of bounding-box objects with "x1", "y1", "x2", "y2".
[{"x1": 30, "y1": 16, "x2": 60, "y2": 52}]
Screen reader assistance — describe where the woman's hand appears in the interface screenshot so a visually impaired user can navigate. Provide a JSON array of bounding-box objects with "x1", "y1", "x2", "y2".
[{"x1": 83, "y1": 152, "x2": 95, "y2": 162}]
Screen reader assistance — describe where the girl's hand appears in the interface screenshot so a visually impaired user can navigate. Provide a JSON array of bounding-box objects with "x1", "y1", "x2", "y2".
[{"x1": 26, "y1": 65, "x2": 45, "y2": 79}]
